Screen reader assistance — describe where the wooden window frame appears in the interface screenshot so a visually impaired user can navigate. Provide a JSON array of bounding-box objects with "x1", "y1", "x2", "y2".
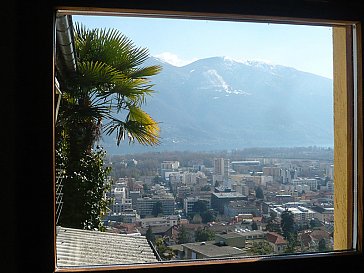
[{"x1": 10, "y1": 1, "x2": 363, "y2": 273}]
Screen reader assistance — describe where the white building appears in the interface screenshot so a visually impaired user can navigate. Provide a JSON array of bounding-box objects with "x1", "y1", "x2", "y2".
[
  {"x1": 290, "y1": 178, "x2": 318, "y2": 191},
  {"x1": 270, "y1": 205, "x2": 316, "y2": 225},
  {"x1": 161, "y1": 161, "x2": 180, "y2": 170},
  {"x1": 138, "y1": 215, "x2": 179, "y2": 228},
  {"x1": 214, "y1": 158, "x2": 229, "y2": 179}
]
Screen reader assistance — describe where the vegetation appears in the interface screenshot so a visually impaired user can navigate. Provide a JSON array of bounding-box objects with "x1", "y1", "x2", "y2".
[
  {"x1": 280, "y1": 210, "x2": 298, "y2": 253},
  {"x1": 152, "y1": 201, "x2": 163, "y2": 217},
  {"x1": 318, "y1": 238, "x2": 328, "y2": 252},
  {"x1": 191, "y1": 200, "x2": 216, "y2": 223},
  {"x1": 281, "y1": 210, "x2": 295, "y2": 239},
  {"x1": 195, "y1": 228, "x2": 215, "y2": 242},
  {"x1": 255, "y1": 186, "x2": 264, "y2": 199},
  {"x1": 265, "y1": 211, "x2": 281, "y2": 233},
  {"x1": 248, "y1": 241, "x2": 274, "y2": 255},
  {"x1": 177, "y1": 225, "x2": 191, "y2": 244},
  {"x1": 56, "y1": 23, "x2": 161, "y2": 229},
  {"x1": 146, "y1": 226, "x2": 155, "y2": 243},
  {"x1": 155, "y1": 238, "x2": 175, "y2": 260}
]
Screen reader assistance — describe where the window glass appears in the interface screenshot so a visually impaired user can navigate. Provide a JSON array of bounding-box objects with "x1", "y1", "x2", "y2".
[{"x1": 55, "y1": 14, "x2": 337, "y2": 268}]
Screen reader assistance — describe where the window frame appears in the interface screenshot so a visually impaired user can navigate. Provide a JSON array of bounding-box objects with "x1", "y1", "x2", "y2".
[{"x1": 13, "y1": 1, "x2": 363, "y2": 273}]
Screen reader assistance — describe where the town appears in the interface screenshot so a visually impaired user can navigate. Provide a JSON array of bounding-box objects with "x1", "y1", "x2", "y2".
[{"x1": 100, "y1": 147, "x2": 334, "y2": 260}]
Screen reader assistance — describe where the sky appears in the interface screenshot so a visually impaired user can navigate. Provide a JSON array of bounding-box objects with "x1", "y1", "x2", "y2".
[{"x1": 73, "y1": 15, "x2": 333, "y2": 79}]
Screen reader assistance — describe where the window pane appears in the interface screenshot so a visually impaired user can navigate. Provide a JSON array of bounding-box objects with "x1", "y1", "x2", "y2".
[{"x1": 55, "y1": 14, "x2": 337, "y2": 268}]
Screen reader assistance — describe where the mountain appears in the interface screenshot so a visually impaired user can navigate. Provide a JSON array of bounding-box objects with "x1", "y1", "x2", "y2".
[{"x1": 101, "y1": 56, "x2": 333, "y2": 155}]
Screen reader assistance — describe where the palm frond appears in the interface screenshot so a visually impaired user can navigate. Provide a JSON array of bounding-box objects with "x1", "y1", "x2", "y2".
[
  {"x1": 128, "y1": 65, "x2": 162, "y2": 78},
  {"x1": 76, "y1": 61, "x2": 118, "y2": 89},
  {"x1": 103, "y1": 106, "x2": 160, "y2": 146}
]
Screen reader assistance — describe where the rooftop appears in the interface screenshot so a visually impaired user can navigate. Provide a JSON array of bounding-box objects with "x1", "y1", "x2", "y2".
[
  {"x1": 56, "y1": 226, "x2": 158, "y2": 267},
  {"x1": 182, "y1": 241, "x2": 246, "y2": 258},
  {"x1": 212, "y1": 192, "x2": 245, "y2": 199}
]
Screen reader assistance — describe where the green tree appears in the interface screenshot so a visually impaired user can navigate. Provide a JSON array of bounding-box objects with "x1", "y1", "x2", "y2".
[
  {"x1": 281, "y1": 210, "x2": 297, "y2": 253},
  {"x1": 192, "y1": 200, "x2": 215, "y2": 223},
  {"x1": 58, "y1": 146, "x2": 111, "y2": 230},
  {"x1": 56, "y1": 24, "x2": 161, "y2": 229},
  {"x1": 318, "y1": 238, "x2": 327, "y2": 252},
  {"x1": 155, "y1": 238, "x2": 175, "y2": 260},
  {"x1": 281, "y1": 210, "x2": 295, "y2": 239},
  {"x1": 152, "y1": 201, "x2": 163, "y2": 217},
  {"x1": 146, "y1": 226, "x2": 155, "y2": 243},
  {"x1": 255, "y1": 186, "x2": 264, "y2": 199},
  {"x1": 265, "y1": 210, "x2": 281, "y2": 233},
  {"x1": 248, "y1": 241, "x2": 274, "y2": 255},
  {"x1": 177, "y1": 225, "x2": 190, "y2": 244},
  {"x1": 251, "y1": 221, "x2": 258, "y2": 230},
  {"x1": 195, "y1": 228, "x2": 215, "y2": 242}
]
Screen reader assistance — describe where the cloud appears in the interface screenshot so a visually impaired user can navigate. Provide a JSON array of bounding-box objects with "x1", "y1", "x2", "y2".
[{"x1": 154, "y1": 52, "x2": 196, "y2": 67}]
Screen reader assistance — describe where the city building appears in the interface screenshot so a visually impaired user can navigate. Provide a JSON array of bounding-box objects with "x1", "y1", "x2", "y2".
[
  {"x1": 231, "y1": 160, "x2": 260, "y2": 174},
  {"x1": 161, "y1": 161, "x2": 180, "y2": 170},
  {"x1": 136, "y1": 195, "x2": 175, "y2": 217},
  {"x1": 214, "y1": 158, "x2": 230, "y2": 181},
  {"x1": 270, "y1": 205, "x2": 317, "y2": 225},
  {"x1": 137, "y1": 215, "x2": 179, "y2": 228},
  {"x1": 224, "y1": 200, "x2": 261, "y2": 217},
  {"x1": 211, "y1": 192, "x2": 247, "y2": 213},
  {"x1": 291, "y1": 178, "x2": 318, "y2": 191},
  {"x1": 184, "y1": 196, "x2": 211, "y2": 216},
  {"x1": 311, "y1": 206, "x2": 334, "y2": 224}
]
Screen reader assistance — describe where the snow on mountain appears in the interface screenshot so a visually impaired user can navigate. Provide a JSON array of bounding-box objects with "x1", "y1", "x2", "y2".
[{"x1": 102, "y1": 56, "x2": 333, "y2": 154}]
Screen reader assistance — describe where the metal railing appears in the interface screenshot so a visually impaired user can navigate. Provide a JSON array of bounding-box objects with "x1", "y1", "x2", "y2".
[{"x1": 56, "y1": 167, "x2": 65, "y2": 225}]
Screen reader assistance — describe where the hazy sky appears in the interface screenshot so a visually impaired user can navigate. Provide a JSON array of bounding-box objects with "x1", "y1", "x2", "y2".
[{"x1": 73, "y1": 15, "x2": 333, "y2": 79}]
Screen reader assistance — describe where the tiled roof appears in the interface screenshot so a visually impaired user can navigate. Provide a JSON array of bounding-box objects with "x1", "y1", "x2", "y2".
[
  {"x1": 266, "y1": 232, "x2": 287, "y2": 245},
  {"x1": 56, "y1": 226, "x2": 158, "y2": 267}
]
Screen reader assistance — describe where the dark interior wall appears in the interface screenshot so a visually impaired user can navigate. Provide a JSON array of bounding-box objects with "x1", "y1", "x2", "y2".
[{"x1": 4, "y1": 1, "x2": 363, "y2": 273}]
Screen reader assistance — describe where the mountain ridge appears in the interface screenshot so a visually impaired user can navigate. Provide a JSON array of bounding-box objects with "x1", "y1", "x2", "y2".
[{"x1": 101, "y1": 56, "x2": 333, "y2": 155}]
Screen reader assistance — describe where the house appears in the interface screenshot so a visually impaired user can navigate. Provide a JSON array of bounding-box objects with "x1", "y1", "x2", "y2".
[
  {"x1": 301, "y1": 229, "x2": 332, "y2": 250},
  {"x1": 265, "y1": 232, "x2": 287, "y2": 254},
  {"x1": 181, "y1": 241, "x2": 246, "y2": 260}
]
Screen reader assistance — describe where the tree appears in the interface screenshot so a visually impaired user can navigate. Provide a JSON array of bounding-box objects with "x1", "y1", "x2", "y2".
[
  {"x1": 248, "y1": 241, "x2": 274, "y2": 255},
  {"x1": 195, "y1": 228, "x2": 215, "y2": 242},
  {"x1": 265, "y1": 210, "x2": 281, "y2": 233},
  {"x1": 255, "y1": 186, "x2": 264, "y2": 199},
  {"x1": 146, "y1": 226, "x2": 155, "y2": 243},
  {"x1": 152, "y1": 201, "x2": 163, "y2": 217},
  {"x1": 281, "y1": 210, "x2": 295, "y2": 239},
  {"x1": 318, "y1": 238, "x2": 327, "y2": 252},
  {"x1": 177, "y1": 225, "x2": 190, "y2": 244},
  {"x1": 192, "y1": 200, "x2": 207, "y2": 214},
  {"x1": 192, "y1": 200, "x2": 215, "y2": 223},
  {"x1": 58, "y1": 146, "x2": 111, "y2": 230},
  {"x1": 56, "y1": 24, "x2": 161, "y2": 229},
  {"x1": 281, "y1": 210, "x2": 297, "y2": 253},
  {"x1": 251, "y1": 221, "x2": 258, "y2": 230},
  {"x1": 155, "y1": 238, "x2": 175, "y2": 260}
]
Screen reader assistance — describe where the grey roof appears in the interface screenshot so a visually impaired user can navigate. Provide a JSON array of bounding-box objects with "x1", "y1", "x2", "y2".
[
  {"x1": 212, "y1": 192, "x2": 245, "y2": 199},
  {"x1": 56, "y1": 226, "x2": 158, "y2": 267},
  {"x1": 182, "y1": 241, "x2": 245, "y2": 258}
]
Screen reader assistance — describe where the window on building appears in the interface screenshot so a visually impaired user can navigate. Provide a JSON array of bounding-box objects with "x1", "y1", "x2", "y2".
[{"x1": 54, "y1": 6, "x2": 362, "y2": 273}]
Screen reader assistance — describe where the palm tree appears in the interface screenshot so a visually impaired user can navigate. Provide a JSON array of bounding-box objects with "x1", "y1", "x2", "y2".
[
  {"x1": 56, "y1": 23, "x2": 162, "y2": 229},
  {"x1": 58, "y1": 24, "x2": 162, "y2": 155}
]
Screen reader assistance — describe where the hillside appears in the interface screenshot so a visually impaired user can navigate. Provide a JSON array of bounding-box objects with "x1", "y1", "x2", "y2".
[{"x1": 101, "y1": 57, "x2": 333, "y2": 154}]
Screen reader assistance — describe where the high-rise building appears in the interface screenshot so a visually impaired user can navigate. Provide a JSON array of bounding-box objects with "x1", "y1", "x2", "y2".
[{"x1": 214, "y1": 158, "x2": 229, "y2": 178}]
